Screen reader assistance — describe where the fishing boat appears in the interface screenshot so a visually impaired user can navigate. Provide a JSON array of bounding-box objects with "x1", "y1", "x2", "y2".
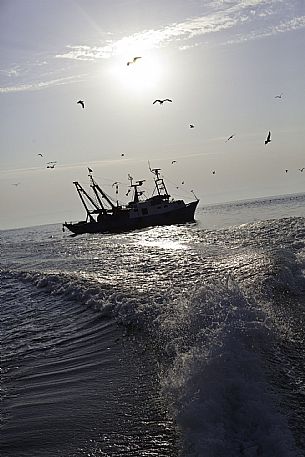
[{"x1": 63, "y1": 167, "x2": 199, "y2": 235}]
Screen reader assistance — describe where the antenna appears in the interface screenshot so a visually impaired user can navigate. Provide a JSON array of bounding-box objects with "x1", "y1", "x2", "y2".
[
  {"x1": 151, "y1": 168, "x2": 161, "y2": 179},
  {"x1": 128, "y1": 174, "x2": 133, "y2": 185},
  {"x1": 190, "y1": 190, "x2": 199, "y2": 201}
]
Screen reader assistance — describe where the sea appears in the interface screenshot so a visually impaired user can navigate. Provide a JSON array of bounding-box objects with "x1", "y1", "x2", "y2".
[{"x1": 1, "y1": 193, "x2": 305, "y2": 457}]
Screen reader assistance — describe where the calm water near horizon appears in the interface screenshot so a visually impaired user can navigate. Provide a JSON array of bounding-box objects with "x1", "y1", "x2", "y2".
[{"x1": 1, "y1": 193, "x2": 305, "y2": 456}]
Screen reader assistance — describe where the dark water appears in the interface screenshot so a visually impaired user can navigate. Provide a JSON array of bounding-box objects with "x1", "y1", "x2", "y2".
[{"x1": 1, "y1": 195, "x2": 305, "y2": 456}]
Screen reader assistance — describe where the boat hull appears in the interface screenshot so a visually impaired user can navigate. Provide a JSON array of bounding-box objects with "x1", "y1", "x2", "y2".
[{"x1": 63, "y1": 200, "x2": 199, "y2": 235}]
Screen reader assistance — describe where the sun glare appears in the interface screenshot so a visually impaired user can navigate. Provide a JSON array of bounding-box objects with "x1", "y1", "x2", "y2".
[{"x1": 111, "y1": 55, "x2": 164, "y2": 92}]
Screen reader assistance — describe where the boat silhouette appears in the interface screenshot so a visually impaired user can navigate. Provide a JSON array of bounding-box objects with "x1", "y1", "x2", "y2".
[{"x1": 63, "y1": 167, "x2": 199, "y2": 235}]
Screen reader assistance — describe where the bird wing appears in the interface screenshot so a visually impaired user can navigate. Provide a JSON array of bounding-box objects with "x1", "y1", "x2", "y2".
[
  {"x1": 153, "y1": 100, "x2": 161, "y2": 104},
  {"x1": 133, "y1": 57, "x2": 142, "y2": 62},
  {"x1": 164, "y1": 99, "x2": 172, "y2": 102},
  {"x1": 267, "y1": 131, "x2": 271, "y2": 140}
]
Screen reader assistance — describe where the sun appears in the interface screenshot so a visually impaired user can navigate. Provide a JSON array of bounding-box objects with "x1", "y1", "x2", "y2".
[{"x1": 110, "y1": 54, "x2": 164, "y2": 92}]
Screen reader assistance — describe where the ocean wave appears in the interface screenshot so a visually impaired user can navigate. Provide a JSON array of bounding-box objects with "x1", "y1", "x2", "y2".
[
  {"x1": 1, "y1": 257, "x2": 304, "y2": 456},
  {"x1": 0, "y1": 269, "x2": 154, "y2": 329},
  {"x1": 156, "y1": 281, "x2": 302, "y2": 457}
]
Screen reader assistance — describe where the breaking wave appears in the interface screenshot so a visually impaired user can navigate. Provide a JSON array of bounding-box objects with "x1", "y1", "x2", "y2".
[{"x1": 2, "y1": 257, "x2": 305, "y2": 456}]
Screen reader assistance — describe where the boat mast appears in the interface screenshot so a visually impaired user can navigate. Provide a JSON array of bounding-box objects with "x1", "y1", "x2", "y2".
[
  {"x1": 88, "y1": 174, "x2": 107, "y2": 214},
  {"x1": 128, "y1": 174, "x2": 145, "y2": 203},
  {"x1": 88, "y1": 174, "x2": 116, "y2": 211},
  {"x1": 150, "y1": 168, "x2": 170, "y2": 197},
  {"x1": 73, "y1": 181, "x2": 100, "y2": 222}
]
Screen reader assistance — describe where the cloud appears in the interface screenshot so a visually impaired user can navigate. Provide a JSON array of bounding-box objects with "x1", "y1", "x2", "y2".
[
  {"x1": 0, "y1": 74, "x2": 87, "y2": 93},
  {"x1": 0, "y1": 66, "x2": 22, "y2": 77},
  {"x1": 55, "y1": 13, "x2": 241, "y2": 60},
  {"x1": 55, "y1": 1, "x2": 304, "y2": 61},
  {"x1": 1, "y1": 0, "x2": 303, "y2": 95},
  {"x1": 223, "y1": 15, "x2": 305, "y2": 45}
]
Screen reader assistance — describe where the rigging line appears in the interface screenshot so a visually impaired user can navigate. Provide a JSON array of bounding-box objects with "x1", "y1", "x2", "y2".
[
  {"x1": 79, "y1": 180, "x2": 126, "y2": 206},
  {"x1": 159, "y1": 174, "x2": 194, "y2": 198}
]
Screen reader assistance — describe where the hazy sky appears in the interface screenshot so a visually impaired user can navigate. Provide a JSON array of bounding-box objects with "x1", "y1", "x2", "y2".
[{"x1": 0, "y1": 0, "x2": 304, "y2": 229}]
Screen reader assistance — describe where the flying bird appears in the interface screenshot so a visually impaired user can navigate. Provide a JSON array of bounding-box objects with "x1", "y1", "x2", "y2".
[
  {"x1": 127, "y1": 56, "x2": 142, "y2": 66},
  {"x1": 299, "y1": 168, "x2": 305, "y2": 172},
  {"x1": 12, "y1": 183, "x2": 20, "y2": 186},
  {"x1": 265, "y1": 131, "x2": 271, "y2": 145},
  {"x1": 121, "y1": 153, "x2": 125, "y2": 157},
  {"x1": 38, "y1": 153, "x2": 43, "y2": 157},
  {"x1": 275, "y1": 93, "x2": 283, "y2": 99},
  {"x1": 190, "y1": 124, "x2": 195, "y2": 128},
  {"x1": 77, "y1": 100, "x2": 85, "y2": 109},
  {"x1": 285, "y1": 169, "x2": 288, "y2": 173},
  {"x1": 225, "y1": 134, "x2": 235, "y2": 142},
  {"x1": 153, "y1": 99, "x2": 172, "y2": 105},
  {"x1": 47, "y1": 163, "x2": 56, "y2": 169},
  {"x1": 212, "y1": 170, "x2": 216, "y2": 175},
  {"x1": 171, "y1": 160, "x2": 177, "y2": 164}
]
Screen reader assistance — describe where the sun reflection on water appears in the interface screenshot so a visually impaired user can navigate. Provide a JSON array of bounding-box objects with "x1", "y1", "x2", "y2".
[{"x1": 138, "y1": 239, "x2": 187, "y2": 250}]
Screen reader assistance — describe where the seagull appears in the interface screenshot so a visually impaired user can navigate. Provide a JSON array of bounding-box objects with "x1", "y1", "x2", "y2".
[
  {"x1": 285, "y1": 169, "x2": 288, "y2": 173},
  {"x1": 299, "y1": 168, "x2": 305, "y2": 172},
  {"x1": 38, "y1": 153, "x2": 43, "y2": 157},
  {"x1": 212, "y1": 170, "x2": 216, "y2": 174},
  {"x1": 190, "y1": 124, "x2": 195, "y2": 128},
  {"x1": 225, "y1": 134, "x2": 235, "y2": 142},
  {"x1": 127, "y1": 56, "x2": 142, "y2": 66},
  {"x1": 112, "y1": 182, "x2": 120, "y2": 194},
  {"x1": 12, "y1": 183, "x2": 20, "y2": 186},
  {"x1": 264, "y1": 131, "x2": 271, "y2": 145},
  {"x1": 171, "y1": 160, "x2": 176, "y2": 164},
  {"x1": 47, "y1": 163, "x2": 56, "y2": 169},
  {"x1": 77, "y1": 100, "x2": 85, "y2": 109},
  {"x1": 153, "y1": 99, "x2": 172, "y2": 105},
  {"x1": 275, "y1": 93, "x2": 283, "y2": 99},
  {"x1": 121, "y1": 153, "x2": 125, "y2": 157}
]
